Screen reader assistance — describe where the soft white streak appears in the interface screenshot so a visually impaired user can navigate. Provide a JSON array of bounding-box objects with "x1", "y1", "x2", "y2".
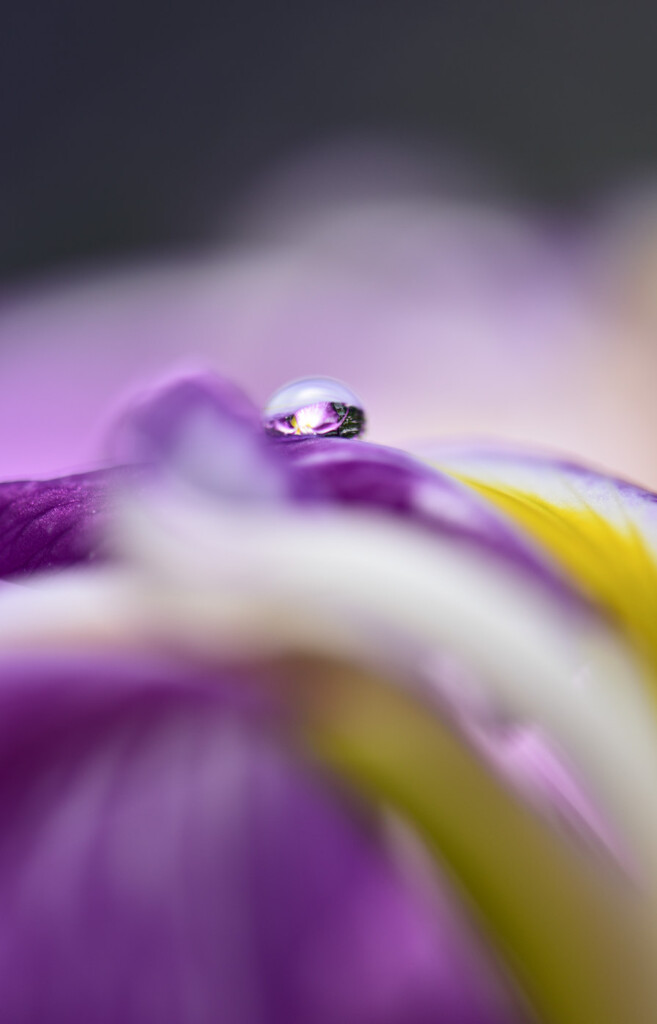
[{"x1": 0, "y1": 490, "x2": 656, "y2": 884}]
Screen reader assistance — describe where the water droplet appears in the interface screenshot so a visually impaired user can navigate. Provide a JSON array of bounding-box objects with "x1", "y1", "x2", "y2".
[{"x1": 262, "y1": 377, "x2": 366, "y2": 439}]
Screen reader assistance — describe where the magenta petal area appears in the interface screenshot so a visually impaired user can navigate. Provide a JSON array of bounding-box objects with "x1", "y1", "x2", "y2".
[
  {"x1": 0, "y1": 468, "x2": 127, "y2": 580},
  {"x1": 0, "y1": 653, "x2": 524, "y2": 1024}
]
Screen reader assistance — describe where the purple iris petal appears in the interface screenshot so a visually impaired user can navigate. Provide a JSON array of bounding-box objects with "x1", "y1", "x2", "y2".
[
  {"x1": 280, "y1": 435, "x2": 580, "y2": 602},
  {"x1": 0, "y1": 468, "x2": 127, "y2": 580},
  {"x1": 0, "y1": 653, "x2": 523, "y2": 1024},
  {"x1": 0, "y1": 373, "x2": 589, "y2": 612},
  {"x1": 108, "y1": 372, "x2": 580, "y2": 599},
  {"x1": 0, "y1": 375, "x2": 277, "y2": 580},
  {"x1": 265, "y1": 400, "x2": 349, "y2": 436}
]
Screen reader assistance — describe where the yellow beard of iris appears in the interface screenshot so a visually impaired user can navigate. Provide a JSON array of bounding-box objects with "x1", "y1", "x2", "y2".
[
  {"x1": 290, "y1": 412, "x2": 319, "y2": 435},
  {"x1": 452, "y1": 473, "x2": 657, "y2": 683}
]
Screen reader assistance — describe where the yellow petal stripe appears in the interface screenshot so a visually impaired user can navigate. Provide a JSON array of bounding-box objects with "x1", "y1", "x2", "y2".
[
  {"x1": 293, "y1": 659, "x2": 654, "y2": 1024},
  {"x1": 440, "y1": 463, "x2": 657, "y2": 680}
]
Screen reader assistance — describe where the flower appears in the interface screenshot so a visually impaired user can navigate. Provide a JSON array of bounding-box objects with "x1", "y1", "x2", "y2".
[{"x1": 0, "y1": 369, "x2": 656, "y2": 1024}]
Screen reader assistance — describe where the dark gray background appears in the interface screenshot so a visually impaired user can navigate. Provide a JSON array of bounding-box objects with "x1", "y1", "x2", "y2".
[{"x1": 3, "y1": 2, "x2": 657, "y2": 278}]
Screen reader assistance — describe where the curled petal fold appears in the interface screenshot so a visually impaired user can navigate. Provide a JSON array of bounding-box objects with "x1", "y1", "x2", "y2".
[
  {"x1": 280, "y1": 436, "x2": 581, "y2": 601},
  {"x1": 105, "y1": 373, "x2": 289, "y2": 502}
]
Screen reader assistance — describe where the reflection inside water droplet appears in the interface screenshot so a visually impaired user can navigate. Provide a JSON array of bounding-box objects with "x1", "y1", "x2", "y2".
[{"x1": 262, "y1": 377, "x2": 366, "y2": 439}]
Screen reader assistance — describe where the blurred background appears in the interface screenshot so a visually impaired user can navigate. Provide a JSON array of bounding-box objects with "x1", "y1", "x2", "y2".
[{"x1": 2, "y1": 2, "x2": 657, "y2": 484}]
